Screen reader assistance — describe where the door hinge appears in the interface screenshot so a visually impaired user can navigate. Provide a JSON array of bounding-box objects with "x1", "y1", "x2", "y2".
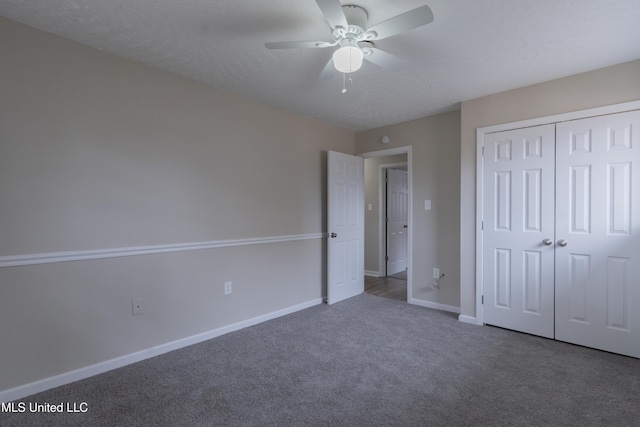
[
  {"x1": 386, "y1": 217, "x2": 389, "y2": 222},
  {"x1": 482, "y1": 146, "x2": 485, "y2": 156},
  {"x1": 385, "y1": 256, "x2": 389, "y2": 261},
  {"x1": 481, "y1": 220, "x2": 484, "y2": 230},
  {"x1": 482, "y1": 295, "x2": 484, "y2": 304}
]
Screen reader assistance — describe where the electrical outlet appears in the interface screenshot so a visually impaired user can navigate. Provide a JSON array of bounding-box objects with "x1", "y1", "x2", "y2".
[
  {"x1": 132, "y1": 299, "x2": 144, "y2": 316},
  {"x1": 224, "y1": 281, "x2": 232, "y2": 295},
  {"x1": 433, "y1": 268, "x2": 440, "y2": 279}
]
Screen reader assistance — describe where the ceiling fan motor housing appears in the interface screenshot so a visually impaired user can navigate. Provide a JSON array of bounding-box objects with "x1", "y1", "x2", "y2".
[{"x1": 333, "y1": 5, "x2": 368, "y2": 40}]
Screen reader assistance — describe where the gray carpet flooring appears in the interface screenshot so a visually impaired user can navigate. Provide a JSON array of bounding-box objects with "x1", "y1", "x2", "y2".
[{"x1": 2, "y1": 293, "x2": 639, "y2": 426}]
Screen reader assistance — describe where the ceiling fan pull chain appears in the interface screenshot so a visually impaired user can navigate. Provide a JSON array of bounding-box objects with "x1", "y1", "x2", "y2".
[{"x1": 341, "y1": 72, "x2": 355, "y2": 94}]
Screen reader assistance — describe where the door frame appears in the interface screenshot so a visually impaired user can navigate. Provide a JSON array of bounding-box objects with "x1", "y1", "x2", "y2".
[
  {"x1": 378, "y1": 162, "x2": 408, "y2": 276},
  {"x1": 359, "y1": 146, "x2": 413, "y2": 302},
  {"x1": 475, "y1": 100, "x2": 640, "y2": 326}
]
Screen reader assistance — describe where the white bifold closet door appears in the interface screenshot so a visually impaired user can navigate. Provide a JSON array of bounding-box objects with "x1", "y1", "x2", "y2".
[
  {"x1": 483, "y1": 124, "x2": 556, "y2": 339},
  {"x1": 483, "y1": 109, "x2": 640, "y2": 358},
  {"x1": 555, "y1": 111, "x2": 640, "y2": 357}
]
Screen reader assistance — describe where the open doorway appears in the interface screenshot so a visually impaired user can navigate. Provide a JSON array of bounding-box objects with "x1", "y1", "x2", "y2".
[{"x1": 359, "y1": 147, "x2": 411, "y2": 302}]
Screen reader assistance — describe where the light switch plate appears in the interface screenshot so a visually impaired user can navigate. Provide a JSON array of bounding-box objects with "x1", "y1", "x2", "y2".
[{"x1": 424, "y1": 200, "x2": 431, "y2": 210}]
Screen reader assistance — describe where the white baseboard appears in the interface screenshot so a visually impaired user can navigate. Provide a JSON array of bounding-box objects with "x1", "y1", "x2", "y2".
[
  {"x1": 409, "y1": 298, "x2": 460, "y2": 314},
  {"x1": 0, "y1": 298, "x2": 323, "y2": 403},
  {"x1": 458, "y1": 314, "x2": 478, "y2": 325},
  {"x1": 364, "y1": 270, "x2": 379, "y2": 277}
]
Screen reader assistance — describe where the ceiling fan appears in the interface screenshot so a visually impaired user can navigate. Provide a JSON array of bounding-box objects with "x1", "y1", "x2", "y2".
[{"x1": 265, "y1": 0, "x2": 434, "y2": 79}]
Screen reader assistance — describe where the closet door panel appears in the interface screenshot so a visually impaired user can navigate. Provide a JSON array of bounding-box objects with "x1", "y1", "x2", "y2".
[
  {"x1": 483, "y1": 124, "x2": 556, "y2": 338},
  {"x1": 555, "y1": 110, "x2": 640, "y2": 358}
]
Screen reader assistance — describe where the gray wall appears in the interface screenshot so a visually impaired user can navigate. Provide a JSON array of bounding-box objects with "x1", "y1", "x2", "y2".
[
  {"x1": 364, "y1": 154, "x2": 407, "y2": 275},
  {"x1": 459, "y1": 59, "x2": 640, "y2": 320},
  {"x1": 356, "y1": 111, "x2": 462, "y2": 309},
  {"x1": 0, "y1": 17, "x2": 354, "y2": 393}
]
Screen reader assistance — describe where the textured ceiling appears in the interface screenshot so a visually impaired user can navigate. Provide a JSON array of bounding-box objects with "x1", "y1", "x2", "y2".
[{"x1": 1, "y1": 0, "x2": 640, "y2": 131}]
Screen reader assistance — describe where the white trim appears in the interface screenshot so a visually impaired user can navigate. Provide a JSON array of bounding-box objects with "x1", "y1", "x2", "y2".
[
  {"x1": 475, "y1": 128, "x2": 485, "y2": 326},
  {"x1": 409, "y1": 297, "x2": 460, "y2": 314},
  {"x1": 357, "y1": 146, "x2": 410, "y2": 158},
  {"x1": 479, "y1": 100, "x2": 640, "y2": 135},
  {"x1": 474, "y1": 100, "x2": 640, "y2": 327},
  {"x1": 0, "y1": 233, "x2": 325, "y2": 268},
  {"x1": 357, "y1": 146, "x2": 413, "y2": 304},
  {"x1": 458, "y1": 315, "x2": 477, "y2": 325},
  {"x1": 0, "y1": 297, "x2": 323, "y2": 403},
  {"x1": 364, "y1": 270, "x2": 379, "y2": 277}
]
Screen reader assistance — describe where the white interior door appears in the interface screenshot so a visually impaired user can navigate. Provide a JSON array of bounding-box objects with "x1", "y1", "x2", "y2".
[
  {"x1": 555, "y1": 110, "x2": 640, "y2": 358},
  {"x1": 482, "y1": 124, "x2": 556, "y2": 338},
  {"x1": 327, "y1": 150, "x2": 364, "y2": 305},
  {"x1": 386, "y1": 168, "x2": 408, "y2": 276}
]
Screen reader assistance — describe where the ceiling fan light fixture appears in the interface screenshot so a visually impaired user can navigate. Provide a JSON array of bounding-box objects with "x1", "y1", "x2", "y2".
[
  {"x1": 265, "y1": 1, "x2": 435, "y2": 81},
  {"x1": 332, "y1": 42, "x2": 363, "y2": 74}
]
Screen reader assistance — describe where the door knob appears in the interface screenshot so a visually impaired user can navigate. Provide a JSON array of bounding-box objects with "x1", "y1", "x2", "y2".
[
  {"x1": 542, "y1": 238, "x2": 553, "y2": 246},
  {"x1": 403, "y1": 225, "x2": 408, "y2": 229},
  {"x1": 557, "y1": 239, "x2": 568, "y2": 247},
  {"x1": 330, "y1": 232, "x2": 337, "y2": 238}
]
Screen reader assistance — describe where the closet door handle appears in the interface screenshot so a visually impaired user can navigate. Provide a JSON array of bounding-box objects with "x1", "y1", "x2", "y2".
[
  {"x1": 542, "y1": 238, "x2": 553, "y2": 246},
  {"x1": 557, "y1": 239, "x2": 568, "y2": 247}
]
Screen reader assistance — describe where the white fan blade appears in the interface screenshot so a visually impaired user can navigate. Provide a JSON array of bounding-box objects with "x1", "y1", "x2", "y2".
[
  {"x1": 319, "y1": 58, "x2": 336, "y2": 80},
  {"x1": 364, "y1": 48, "x2": 407, "y2": 71},
  {"x1": 265, "y1": 40, "x2": 332, "y2": 49},
  {"x1": 366, "y1": 5, "x2": 434, "y2": 40},
  {"x1": 315, "y1": 0, "x2": 348, "y2": 29}
]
